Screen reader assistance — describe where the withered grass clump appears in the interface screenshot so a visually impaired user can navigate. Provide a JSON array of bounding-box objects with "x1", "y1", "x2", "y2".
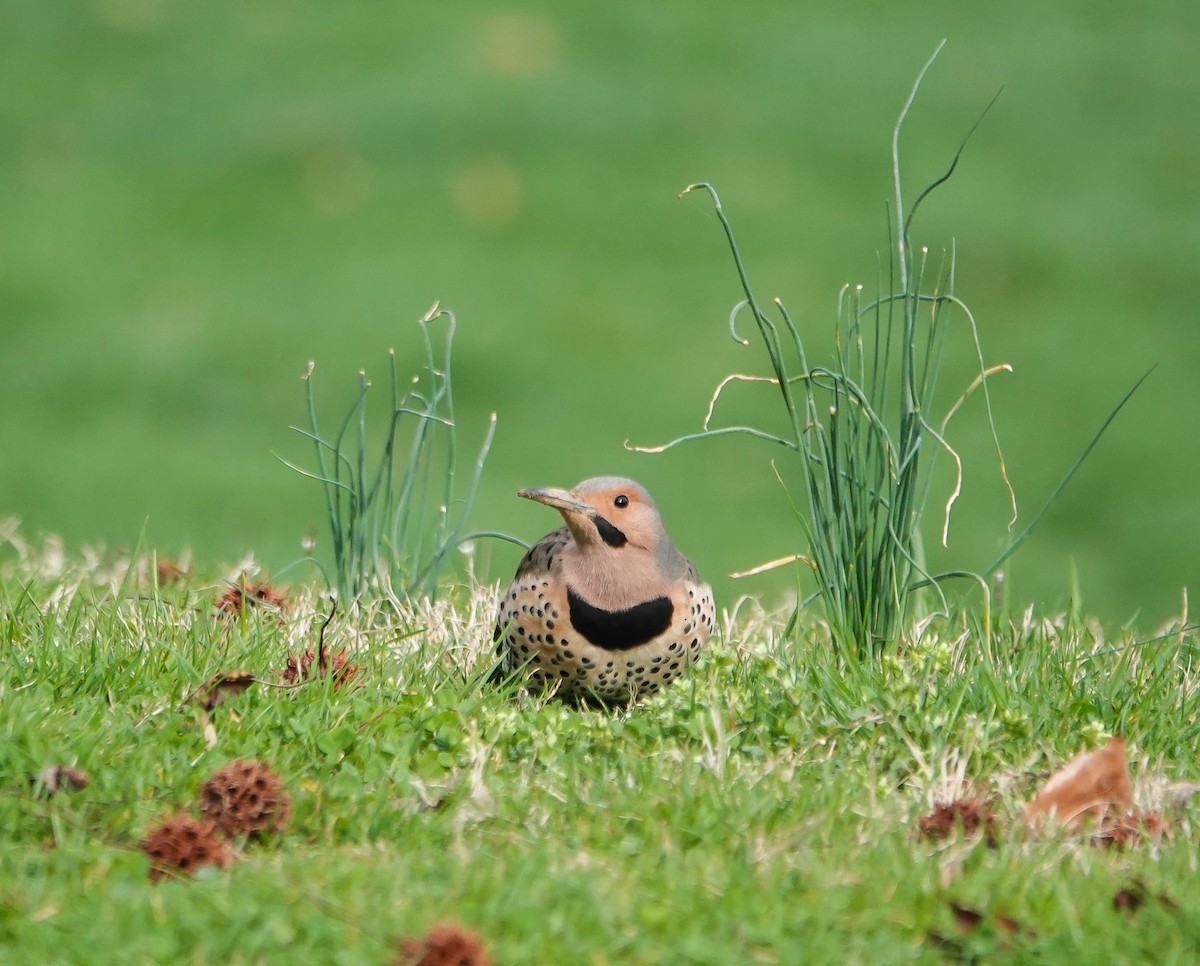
[
  {"x1": 199, "y1": 760, "x2": 291, "y2": 838},
  {"x1": 396, "y1": 924, "x2": 492, "y2": 966},
  {"x1": 141, "y1": 813, "x2": 231, "y2": 881}
]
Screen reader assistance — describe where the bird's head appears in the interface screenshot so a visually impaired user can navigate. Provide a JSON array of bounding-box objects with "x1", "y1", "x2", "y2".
[{"x1": 518, "y1": 476, "x2": 666, "y2": 553}]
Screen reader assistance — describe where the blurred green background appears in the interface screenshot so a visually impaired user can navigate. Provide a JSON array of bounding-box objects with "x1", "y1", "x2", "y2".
[{"x1": 3, "y1": 1, "x2": 1197, "y2": 627}]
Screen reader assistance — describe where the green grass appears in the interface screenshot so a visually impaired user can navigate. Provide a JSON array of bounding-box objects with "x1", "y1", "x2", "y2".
[{"x1": 3, "y1": 545, "x2": 1199, "y2": 963}]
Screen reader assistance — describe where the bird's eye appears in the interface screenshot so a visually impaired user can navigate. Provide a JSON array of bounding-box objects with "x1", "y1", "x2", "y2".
[{"x1": 613, "y1": 494, "x2": 629, "y2": 509}]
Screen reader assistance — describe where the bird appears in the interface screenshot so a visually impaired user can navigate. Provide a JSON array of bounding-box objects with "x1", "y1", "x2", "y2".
[{"x1": 492, "y1": 476, "x2": 714, "y2": 702}]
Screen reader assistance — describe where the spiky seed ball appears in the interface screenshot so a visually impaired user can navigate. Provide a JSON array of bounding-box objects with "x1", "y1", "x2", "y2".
[
  {"x1": 396, "y1": 924, "x2": 492, "y2": 966},
  {"x1": 214, "y1": 579, "x2": 287, "y2": 618},
  {"x1": 281, "y1": 647, "x2": 363, "y2": 689},
  {"x1": 199, "y1": 760, "x2": 291, "y2": 838},
  {"x1": 141, "y1": 813, "x2": 231, "y2": 881}
]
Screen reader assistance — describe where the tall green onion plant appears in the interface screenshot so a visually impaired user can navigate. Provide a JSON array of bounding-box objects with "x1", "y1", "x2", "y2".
[
  {"x1": 283, "y1": 303, "x2": 519, "y2": 604},
  {"x1": 636, "y1": 44, "x2": 1147, "y2": 657}
]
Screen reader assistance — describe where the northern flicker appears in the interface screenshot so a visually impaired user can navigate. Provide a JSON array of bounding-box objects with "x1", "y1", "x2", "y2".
[{"x1": 493, "y1": 476, "x2": 714, "y2": 702}]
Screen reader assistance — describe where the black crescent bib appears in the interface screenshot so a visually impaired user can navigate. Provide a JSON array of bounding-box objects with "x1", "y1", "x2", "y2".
[{"x1": 566, "y1": 587, "x2": 673, "y2": 652}]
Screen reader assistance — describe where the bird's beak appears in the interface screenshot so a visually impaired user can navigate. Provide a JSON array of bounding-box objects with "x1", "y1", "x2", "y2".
[{"x1": 518, "y1": 486, "x2": 595, "y2": 518}]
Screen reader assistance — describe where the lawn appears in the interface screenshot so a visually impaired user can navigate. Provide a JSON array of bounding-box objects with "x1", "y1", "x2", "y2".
[
  {"x1": 2, "y1": 543, "x2": 1197, "y2": 963},
  {"x1": 4, "y1": 5, "x2": 1199, "y2": 962}
]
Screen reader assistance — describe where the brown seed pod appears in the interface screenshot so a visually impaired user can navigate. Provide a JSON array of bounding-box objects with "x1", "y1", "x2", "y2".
[
  {"x1": 32, "y1": 764, "x2": 90, "y2": 795},
  {"x1": 199, "y1": 760, "x2": 291, "y2": 838},
  {"x1": 141, "y1": 813, "x2": 232, "y2": 882},
  {"x1": 396, "y1": 924, "x2": 493, "y2": 966},
  {"x1": 918, "y1": 796, "x2": 1000, "y2": 847}
]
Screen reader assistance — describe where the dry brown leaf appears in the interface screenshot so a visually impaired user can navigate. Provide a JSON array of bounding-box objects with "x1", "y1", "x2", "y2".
[
  {"x1": 188, "y1": 670, "x2": 257, "y2": 710},
  {"x1": 1025, "y1": 737, "x2": 1133, "y2": 829}
]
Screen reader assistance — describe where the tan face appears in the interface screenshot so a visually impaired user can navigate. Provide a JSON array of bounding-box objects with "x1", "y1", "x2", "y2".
[{"x1": 570, "y1": 480, "x2": 664, "y2": 551}]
